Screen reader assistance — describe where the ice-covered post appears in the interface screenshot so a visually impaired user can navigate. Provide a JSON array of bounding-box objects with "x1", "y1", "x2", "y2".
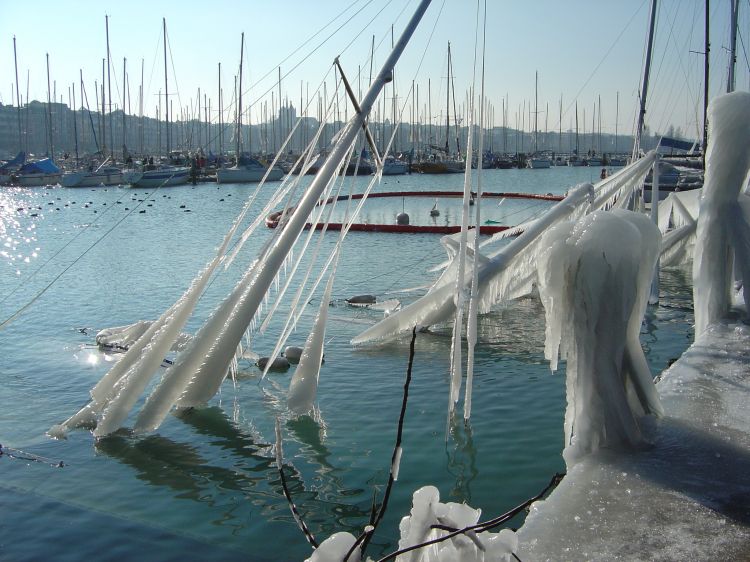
[
  {"x1": 538, "y1": 210, "x2": 663, "y2": 466},
  {"x1": 693, "y1": 91, "x2": 750, "y2": 335}
]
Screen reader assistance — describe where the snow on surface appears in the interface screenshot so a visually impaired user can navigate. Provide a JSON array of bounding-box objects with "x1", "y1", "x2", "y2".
[{"x1": 517, "y1": 321, "x2": 750, "y2": 561}]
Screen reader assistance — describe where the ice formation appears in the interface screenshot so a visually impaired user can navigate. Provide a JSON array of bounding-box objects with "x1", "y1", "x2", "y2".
[
  {"x1": 693, "y1": 91, "x2": 750, "y2": 335},
  {"x1": 304, "y1": 532, "x2": 360, "y2": 562},
  {"x1": 393, "y1": 485, "x2": 517, "y2": 562},
  {"x1": 353, "y1": 152, "x2": 658, "y2": 346},
  {"x1": 537, "y1": 210, "x2": 663, "y2": 465}
]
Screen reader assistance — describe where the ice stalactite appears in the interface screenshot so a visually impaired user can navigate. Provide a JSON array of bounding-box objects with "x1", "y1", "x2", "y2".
[
  {"x1": 287, "y1": 250, "x2": 339, "y2": 416},
  {"x1": 693, "y1": 91, "x2": 750, "y2": 335},
  {"x1": 448, "y1": 90, "x2": 474, "y2": 417},
  {"x1": 537, "y1": 210, "x2": 662, "y2": 466}
]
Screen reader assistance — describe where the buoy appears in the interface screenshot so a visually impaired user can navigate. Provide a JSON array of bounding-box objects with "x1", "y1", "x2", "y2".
[
  {"x1": 430, "y1": 198, "x2": 440, "y2": 217},
  {"x1": 283, "y1": 346, "x2": 304, "y2": 363},
  {"x1": 396, "y1": 212, "x2": 409, "y2": 225},
  {"x1": 346, "y1": 294, "x2": 377, "y2": 305},
  {"x1": 257, "y1": 356, "x2": 290, "y2": 371}
]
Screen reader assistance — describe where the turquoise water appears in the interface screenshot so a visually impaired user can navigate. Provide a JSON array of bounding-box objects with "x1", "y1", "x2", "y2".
[{"x1": 0, "y1": 167, "x2": 693, "y2": 561}]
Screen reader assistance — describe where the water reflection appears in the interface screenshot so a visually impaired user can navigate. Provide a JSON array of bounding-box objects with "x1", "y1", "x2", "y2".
[
  {"x1": 445, "y1": 419, "x2": 478, "y2": 503},
  {"x1": 95, "y1": 405, "x2": 375, "y2": 539}
]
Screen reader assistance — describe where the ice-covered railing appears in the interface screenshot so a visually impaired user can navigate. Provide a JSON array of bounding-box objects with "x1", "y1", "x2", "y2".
[
  {"x1": 537, "y1": 209, "x2": 663, "y2": 465},
  {"x1": 352, "y1": 150, "x2": 658, "y2": 346},
  {"x1": 693, "y1": 91, "x2": 750, "y2": 335}
]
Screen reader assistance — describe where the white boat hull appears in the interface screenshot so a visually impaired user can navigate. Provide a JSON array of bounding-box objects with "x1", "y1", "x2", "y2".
[
  {"x1": 124, "y1": 167, "x2": 190, "y2": 187},
  {"x1": 216, "y1": 165, "x2": 283, "y2": 183},
  {"x1": 528, "y1": 158, "x2": 552, "y2": 169},
  {"x1": 62, "y1": 170, "x2": 125, "y2": 187},
  {"x1": 17, "y1": 173, "x2": 62, "y2": 187},
  {"x1": 382, "y1": 160, "x2": 409, "y2": 175}
]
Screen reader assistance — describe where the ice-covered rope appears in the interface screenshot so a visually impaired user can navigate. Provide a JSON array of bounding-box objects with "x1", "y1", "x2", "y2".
[
  {"x1": 257, "y1": 148, "x2": 357, "y2": 381},
  {"x1": 51, "y1": 173, "x2": 248, "y2": 436},
  {"x1": 223, "y1": 78, "x2": 339, "y2": 270},
  {"x1": 447, "y1": 92, "x2": 474, "y2": 420},
  {"x1": 258, "y1": 144, "x2": 354, "y2": 335},
  {"x1": 464, "y1": 0, "x2": 488, "y2": 422},
  {"x1": 262, "y1": 146, "x2": 384, "y2": 380}
]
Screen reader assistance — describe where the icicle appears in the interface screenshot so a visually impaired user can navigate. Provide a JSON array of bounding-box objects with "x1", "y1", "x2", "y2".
[
  {"x1": 57, "y1": 203, "x2": 244, "y2": 436},
  {"x1": 287, "y1": 248, "x2": 340, "y2": 415}
]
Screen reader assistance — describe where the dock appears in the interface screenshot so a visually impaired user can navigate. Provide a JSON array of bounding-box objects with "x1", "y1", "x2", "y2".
[{"x1": 516, "y1": 320, "x2": 750, "y2": 560}]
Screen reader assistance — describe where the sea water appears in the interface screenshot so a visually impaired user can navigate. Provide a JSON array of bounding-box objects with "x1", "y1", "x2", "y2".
[{"x1": 0, "y1": 166, "x2": 693, "y2": 561}]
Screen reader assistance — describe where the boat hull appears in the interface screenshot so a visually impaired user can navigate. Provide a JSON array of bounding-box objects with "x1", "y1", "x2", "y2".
[
  {"x1": 62, "y1": 170, "x2": 125, "y2": 187},
  {"x1": 216, "y1": 165, "x2": 283, "y2": 183},
  {"x1": 17, "y1": 173, "x2": 62, "y2": 187},
  {"x1": 124, "y1": 167, "x2": 190, "y2": 187}
]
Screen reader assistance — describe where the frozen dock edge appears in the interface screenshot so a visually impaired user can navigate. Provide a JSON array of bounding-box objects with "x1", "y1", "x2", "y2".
[{"x1": 516, "y1": 321, "x2": 750, "y2": 561}]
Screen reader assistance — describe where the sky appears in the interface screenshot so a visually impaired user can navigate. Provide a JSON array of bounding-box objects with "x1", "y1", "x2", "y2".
[{"x1": 2, "y1": 0, "x2": 748, "y2": 142}]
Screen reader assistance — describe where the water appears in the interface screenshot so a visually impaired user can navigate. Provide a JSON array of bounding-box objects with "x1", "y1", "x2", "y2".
[{"x1": 0, "y1": 166, "x2": 693, "y2": 561}]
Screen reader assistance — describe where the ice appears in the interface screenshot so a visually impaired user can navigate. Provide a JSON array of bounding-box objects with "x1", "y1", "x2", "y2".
[
  {"x1": 516, "y1": 322, "x2": 750, "y2": 561},
  {"x1": 537, "y1": 210, "x2": 662, "y2": 465},
  {"x1": 394, "y1": 485, "x2": 518, "y2": 562},
  {"x1": 353, "y1": 154, "x2": 659, "y2": 346},
  {"x1": 693, "y1": 91, "x2": 750, "y2": 335},
  {"x1": 304, "y1": 532, "x2": 360, "y2": 562},
  {"x1": 287, "y1": 250, "x2": 338, "y2": 415}
]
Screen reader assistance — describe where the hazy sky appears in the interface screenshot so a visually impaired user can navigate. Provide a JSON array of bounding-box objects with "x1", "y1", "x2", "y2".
[{"x1": 2, "y1": 0, "x2": 747, "y2": 141}]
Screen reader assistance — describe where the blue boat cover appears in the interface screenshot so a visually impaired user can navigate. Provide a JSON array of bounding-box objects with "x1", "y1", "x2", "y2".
[
  {"x1": 0, "y1": 151, "x2": 26, "y2": 171},
  {"x1": 18, "y1": 158, "x2": 61, "y2": 174},
  {"x1": 659, "y1": 136, "x2": 698, "y2": 152}
]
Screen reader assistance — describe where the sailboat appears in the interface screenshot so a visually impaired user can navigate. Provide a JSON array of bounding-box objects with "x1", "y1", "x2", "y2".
[
  {"x1": 415, "y1": 42, "x2": 464, "y2": 174},
  {"x1": 527, "y1": 71, "x2": 551, "y2": 168},
  {"x1": 123, "y1": 19, "x2": 190, "y2": 188},
  {"x1": 216, "y1": 33, "x2": 284, "y2": 184}
]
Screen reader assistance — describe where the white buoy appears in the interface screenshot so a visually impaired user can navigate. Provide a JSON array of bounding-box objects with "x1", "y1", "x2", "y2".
[
  {"x1": 257, "y1": 356, "x2": 290, "y2": 371},
  {"x1": 283, "y1": 346, "x2": 304, "y2": 363}
]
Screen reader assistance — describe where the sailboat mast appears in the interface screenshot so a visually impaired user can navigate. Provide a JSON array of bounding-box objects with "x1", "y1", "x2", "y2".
[
  {"x1": 703, "y1": 0, "x2": 709, "y2": 164},
  {"x1": 445, "y1": 42, "x2": 451, "y2": 154},
  {"x1": 615, "y1": 91, "x2": 619, "y2": 153},
  {"x1": 106, "y1": 15, "x2": 114, "y2": 159},
  {"x1": 237, "y1": 32, "x2": 244, "y2": 159},
  {"x1": 46, "y1": 53, "x2": 54, "y2": 160},
  {"x1": 123, "y1": 57, "x2": 127, "y2": 159},
  {"x1": 534, "y1": 70, "x2": 538, "y2": 153},
  {"x1": 13, "y1": 36, "x2": 22, "y2": 151},
  {"x1": 634, "y1": 0, "x2": 657, "y2": 159},
  {"x1": 163, "y1": 17, "x2": 170, "y2": 155},
  {"x1": 728, "y1": 0, "x2": 739, "y2": 93}
]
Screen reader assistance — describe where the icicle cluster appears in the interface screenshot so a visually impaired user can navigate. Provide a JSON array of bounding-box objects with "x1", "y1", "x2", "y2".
[
  {"x1": 537, "y1": 210, "x2": 663, "y2": 466},
  {"x1": 693, "y1": 91, "x2": 750, "y2": 335}
]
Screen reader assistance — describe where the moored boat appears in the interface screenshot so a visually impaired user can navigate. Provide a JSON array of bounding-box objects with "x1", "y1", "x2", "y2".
[
  {"x1": 15, "y1": 158, "x2": 62, "y2": 186},
  {"x1": 216, "y1": 155, "x2": 284, "y2": 183},
  {"x1": 123, "y1": 165, "x2": 191, "y2": 188}
]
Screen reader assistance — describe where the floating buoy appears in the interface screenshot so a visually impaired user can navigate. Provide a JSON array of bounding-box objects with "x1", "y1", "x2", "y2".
[
  {"x1": 257, "y1": 356, "x2": 290, "y2": 371},
  {"x1": 283, "y1": 346, "x2": 304, "y2": 363},
  {"x1": 396, "y1": 212, "x2": 410, "y2": 225},
  {"x1": 346, "y1": 294, "x2": 377, "y2": 305}
]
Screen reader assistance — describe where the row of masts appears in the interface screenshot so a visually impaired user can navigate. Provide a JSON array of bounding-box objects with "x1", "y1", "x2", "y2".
[{"x1": 7, "y1": 2, "x2": 742, "y2": 164}]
